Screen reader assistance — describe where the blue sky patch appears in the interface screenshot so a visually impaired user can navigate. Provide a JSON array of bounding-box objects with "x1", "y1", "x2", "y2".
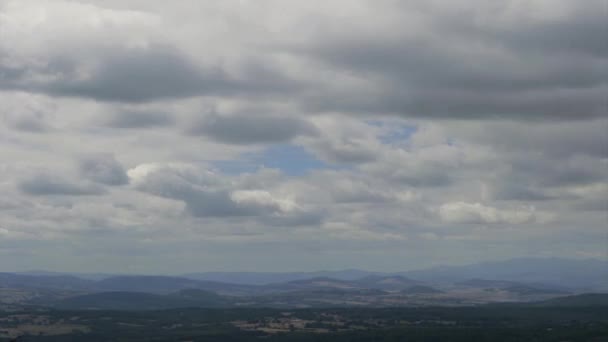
[{"x1": 214, "y1": 144, "x2": 330, "y2": 176}]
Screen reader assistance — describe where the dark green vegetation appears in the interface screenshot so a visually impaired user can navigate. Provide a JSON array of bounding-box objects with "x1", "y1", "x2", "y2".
[
  {"x1": 54, "y1": 289, "x2": 230, "y2": 310},
  {"x1": 1, "y1": 295, "x2": 607, "y2": 341},
  {"x1": 532, "y1": 293, "x2": 608, "y2": 307}
]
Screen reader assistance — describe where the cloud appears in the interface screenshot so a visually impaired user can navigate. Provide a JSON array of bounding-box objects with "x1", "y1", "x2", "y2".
[
  {"x1": 298, "y1": 0, "x2": 607, "y2": 120},
  {"x1": 230, "y1": 190, "x2": 297, "y2": 213},
  {"x1": 78, "y1": 154, "x2": 129, "y2": 186},
  {"x1": 44, "y1": 47, "x2": 231, "y2": 102},
  {"x1": 328, "y1": 177, "x2": 394, "y2": 203},
  {"x1": 0, "y1": 0, "x2": 305, "y2": 105},
  {"x1": 128, "y1": 163, "x2": 322, "y2": 225},
  {"x1": 489, "y1": 184, "x2": 554, "y2": 202},
  {"x1": 3, "y1": 0, "x2": 604, "y2": 121},
  {"x1": 0, "y1": 1, "x2": 235, "y2": 102},
  {"x1": 303, "y1": 116, "x2": 380, "y2": 164},
  {"x1": 451, "y1": 119, "x2": 608, "y2": 159},
  {"x1": 361, "y1": 144, "x2": 467, "y2": 187},
  {"x1": 0, "y1": 0, "x2": 606, "y2": 272},
  {"x1": 1, "y1": 93, "x2": 54, "y2": 133},
  {"x1": 309, "y1": 170, "x2": 417, "y2": 204},
  {"x1": 1, "y1": 44, "x2": 230, "y2": 103},
  {"x1": 105, "y1": 110, "x2": 174, "y2": 129},
  {"x1": 18, "y1": 173, "x2": 105, "y2": 196},
  {"x1": 187, "y1": 113, "x2": 317, "y2": 144},
  {"x1": 3, "y1": 111, "x2": 49, "y2": 133},
  {"x1": 438, "y1": 202, "x2": 539, "y2": 225}
]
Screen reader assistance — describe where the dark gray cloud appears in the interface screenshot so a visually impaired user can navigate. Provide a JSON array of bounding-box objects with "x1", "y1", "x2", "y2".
[
  {"x1": 2, "y1": 0, "x2": 604, "y2": 122},
  {"x1": 296, "y1": 1, "x2": 607, "y2": 120},
  {"x1": 0, "y1": 47, "x2": 229, "y2": 103},
  {"x1": 533, "y1": 161, "x2": 607, "y2": 187},
  {"x1": 490, "y1": 154, "x2": 608, "y2": 193},
  {"x1": 136, "y1": 175, "x2": 261, "y2": 218},
  {"x1": 572, "y1": 198, "x2": 608, "y2": 212},
  {"x1": 0, "y1": 46, "x2": 301, "y2": 104},
  {"x1": 491, "y1": 184, "x2": 555, "y2": 202},
  {"x1": 130, "y1": 164, "x2": 322, "y2": 225},
  {"x1": 459, "y1": 119, "x2": 608, "y2": 159},
  {"x1": 1, "y1": 0, "x2": 606, "y2": 273},
  {"x1": 78, "y1": 154, "x2": 129, "y2": 186},
  {"x1": 2, "y1": 105, "x2": 51, "y2": 133},
  {"x1": 105, "y1": 110, "x2": 174, "y2": 129},
  {"x1": 261, "y1": 209, "x2": 324, "y2": 227},
  {"x1": 5, "y1": 116, "x2": 49, "y2": 133},
  {"x1": 388, "y1": 166, "x2": 452, "y2": 188},
  {"x1": 51, "y1": 48, "x2": 227, "y2": 102},
  {"x1": 308, "y1": 139, "x2": 378, "y2": 164},
  {"x1": 363, "y1": 156, "x2": 455, "y2": 188},
  {"x1": 458, "y1": 2, "x2": 608, "y2": 59},
  {"x1": 18, "y1": 173, "x2": 105, "y2": 196},
  {"x1": 187, "y1": 113, "x2": 317, "y2": 144}
]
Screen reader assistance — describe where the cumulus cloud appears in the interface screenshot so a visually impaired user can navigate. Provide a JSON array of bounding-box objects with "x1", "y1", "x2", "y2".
[
  {"x1": 187, "y1": 113, "x2": 317, "y2": 145},
  {"x1": 489, "y1": 184, "x2": 554, "y2": 202},
  {"x1": 0, "y1": 1, "x2": 245, "y2": 102},
  {"x1": 450, "y1": 119, "x2": 608, "y2": 159},
  {"x1": 0, "y1": 0, "x2": 605, "y2": 272},
  {"x1": 303, "y1": 116, "x2": 381, "y2": 164},
  {"x1": 78, "y1": 154, "x2": 129, "y2": 186},
  {"x1": 3, "y1": 0, "x2": 603, "y2": 120},
  {"x1": 3, "y1": 110, "x2": 50, "y2": 133},
  {"x1": 361, "y1": 144, "x2": 469, "y2": 187},
  {"x1": 128, "y1": 163, "x2": 322, "y2": 225},
  {"x1": 18, "y1": 173, "x2": 105, "y2": 196},
  {"x1": 298, "y1": 1, "x2": 607, "y2": 119},
  {"x1": 438, "y1": 202, "x2": 540, "y2": 225},
  {"x1": 1, "y1": 93, "x2": 54, "y2": 133},
  {"x1": 105, "y1": 110, "x2": 174, "y2": 129}
]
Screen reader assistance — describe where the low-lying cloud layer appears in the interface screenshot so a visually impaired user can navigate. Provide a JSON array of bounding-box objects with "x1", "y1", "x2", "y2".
[{"x1": 0, "y1": 0, "x2": 605, "y2": 273}]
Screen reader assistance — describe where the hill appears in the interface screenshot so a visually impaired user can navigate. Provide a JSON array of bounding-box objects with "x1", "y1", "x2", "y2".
[
  {"x1": 0, "y1": 272, "x2": 94, "y2": 291},
  {"x1": 94, "y1": 275, "x2": 259, "y2": 295},
  {"x1": 404, "y1": 258, "x2": 608, "y2": 291},
  {"x1": 54, "y1": 290, "x2": 233, "y2": 310},
  {"x1": 182, "y1": 269, "x2": 378, "y2": 285},
  {"x1": 354, "y1": 275, "x2": 421, "y2": 291},
  {"x1": 271, "y1": 277, "x2": 357, "y2": 291}
]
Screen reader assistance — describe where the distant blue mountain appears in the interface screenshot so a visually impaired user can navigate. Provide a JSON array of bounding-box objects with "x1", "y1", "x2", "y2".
[
  {"x1": 4, "y1": 258, "x2": 606, "y2": 293},
  {"x1": 94, "y1": 275, "x2": 261, "y2": 295},
  {"x1": 181, "y1": 258, "x2": 607, "y2": 291},
  {"x1": 0, "y1": 272, "x2": 94, "y2": 290},
  {"x1": 403, "y1": 258, "x2": 608, "y2": 291},
  {"x1": 182, "y1": 269, "x2": 380, "y2": 285}
]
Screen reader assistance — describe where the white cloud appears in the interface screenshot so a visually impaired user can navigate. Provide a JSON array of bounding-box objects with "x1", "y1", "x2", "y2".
[
  {"x1": 438, "y1": 202, "x2": 540, "y2": 225},
  {"x1": 230, "y1": 190, "x2": 298, "y2": 213},
  {"x1": 0, "y1": 0, "x2": 605, "y2": 272}
]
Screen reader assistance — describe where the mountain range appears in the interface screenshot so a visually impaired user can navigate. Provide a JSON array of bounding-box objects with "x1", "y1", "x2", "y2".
[
  {"x1": 5, "y1": 257, "x2": 607, "y2": 292},
  {"x1": 1, "y1": 258, "x2": 606, "y2": 310}
]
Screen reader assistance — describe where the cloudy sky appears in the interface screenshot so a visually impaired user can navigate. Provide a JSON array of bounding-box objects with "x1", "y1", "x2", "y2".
[{"x1": 0, "y1": 0, "x2": 606, "y2": 274}]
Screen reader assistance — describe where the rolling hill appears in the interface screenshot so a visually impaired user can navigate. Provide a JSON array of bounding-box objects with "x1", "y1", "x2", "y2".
[
  {"x1": 404, "y1": 258, "x2": 608, "y2": 291},
  {"x1": 54, "y1": 289, "x2": 233, "y2": 310},
  {"x1": 94, "y1": 275, "x2": 260, "y2": 295}
]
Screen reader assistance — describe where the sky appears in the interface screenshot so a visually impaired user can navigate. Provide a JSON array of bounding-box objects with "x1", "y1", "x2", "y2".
[{"x1": 0, "y1": 0, "x2": 606, "y2": 274}]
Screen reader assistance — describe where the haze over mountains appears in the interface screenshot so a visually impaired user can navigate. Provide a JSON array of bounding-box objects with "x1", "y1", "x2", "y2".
[
  {"x1": 183, "y1": 258, "x2": 608, "y2": 291},
  {"x1": 1, "y1": 258, "x2": 606, "y2": 311},
  {"x1": 5, "y1": 257, "x2": 607, "y2": 292}
]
